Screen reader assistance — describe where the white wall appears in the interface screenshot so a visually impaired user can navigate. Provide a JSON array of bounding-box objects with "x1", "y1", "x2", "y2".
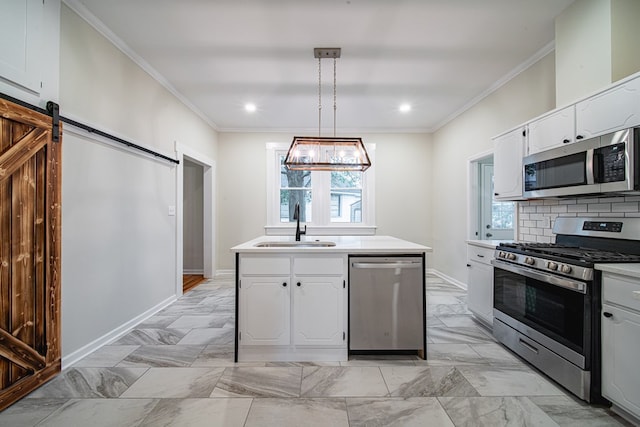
[
  {"x1": 59, "y1": 4, "x2": 218, "y2": 362},
  {"x1": 430, "y1": 53, "x2": 556, "y2": 284},
  {"x1": 216, "y1": 132, "x2": 433, "y2": 270}
]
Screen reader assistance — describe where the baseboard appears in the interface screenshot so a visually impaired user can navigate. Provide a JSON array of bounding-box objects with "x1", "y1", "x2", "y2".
[
  {"x1": 215, "y1": 269, "x2": 235, "y2": 279},
  {"x1": 183, "y1": 269, "x2": 204, "y2": 275},
  {"x1": 427, "y1": 268, "x2": 467, "y2": 290},
  {"x1": 61, "y1": 295, "x2": 178, "y2": 369}
]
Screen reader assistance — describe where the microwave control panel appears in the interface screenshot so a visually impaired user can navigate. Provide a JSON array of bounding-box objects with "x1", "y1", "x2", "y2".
[{"x1": 598, "y1": 142, "x2": 626, "y2": 183}]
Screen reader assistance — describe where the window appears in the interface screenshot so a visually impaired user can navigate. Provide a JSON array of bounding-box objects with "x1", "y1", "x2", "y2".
[{"x1": 266, "y1": 143, "x2": 375, "y2": 235}]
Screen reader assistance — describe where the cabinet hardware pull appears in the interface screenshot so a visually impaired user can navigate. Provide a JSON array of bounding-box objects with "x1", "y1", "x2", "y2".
[
  {"x1": 282, "y1": 282, "x2": 287, "y2": 287},
  {"x1": 563, "y1": 139, "x2": 570, "y2": 144},
  {"x1": 477, "y1": 254, "x2": 485, "y2": 258},
  {"x1": 297, "y1": 282, "x2": 301, "y2": 287},
  {"x1": 518, "y1": 338, "x2": 539, "y2": 354},
  {"x1": 576, "y1": 135, "x2": 584, "y2": 140},
  {"x1": 603, "y1": 312, "x2": 613, "y2": 318},
  {"x1": 466, "y1": 263, "x2": 471, "y2": 267}
]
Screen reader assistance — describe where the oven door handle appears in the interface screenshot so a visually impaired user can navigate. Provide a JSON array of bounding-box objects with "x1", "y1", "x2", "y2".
[{"x1": 491, "y1": 259, "x2": 587, "y2": 294}]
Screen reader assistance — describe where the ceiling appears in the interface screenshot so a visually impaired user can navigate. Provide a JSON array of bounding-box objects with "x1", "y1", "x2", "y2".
[{"x1": 68, "y1": 0, "x2": 575, "y2": 133}]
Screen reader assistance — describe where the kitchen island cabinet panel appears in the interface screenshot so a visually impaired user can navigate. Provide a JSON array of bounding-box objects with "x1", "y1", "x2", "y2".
[
  {"x1": 239, "y1": 277, "x2": 290, "y2": 346},
  {"x1": 293, "y1": 276, "x2": 344, "y2": 346}
]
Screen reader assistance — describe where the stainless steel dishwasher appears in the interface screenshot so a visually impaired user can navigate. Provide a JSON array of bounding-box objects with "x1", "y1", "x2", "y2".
[{"x1": 349, "y1": 255, "x2": 425, "y2": 356}]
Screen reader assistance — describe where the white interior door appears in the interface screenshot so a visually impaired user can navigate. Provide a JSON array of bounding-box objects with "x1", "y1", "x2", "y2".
[{"x1": 481, "y1": 164, "x2": 514, "y2": 240}]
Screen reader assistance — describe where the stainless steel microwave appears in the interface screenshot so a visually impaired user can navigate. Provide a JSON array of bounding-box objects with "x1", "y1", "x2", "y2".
[{"x1": 523, "y1": 127, "x2": 640, "y2": 198}]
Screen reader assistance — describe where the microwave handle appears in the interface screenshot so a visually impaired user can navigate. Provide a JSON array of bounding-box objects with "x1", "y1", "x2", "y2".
[{"x1": 586, "y1": 148, "x2": 596, "y2": 185}]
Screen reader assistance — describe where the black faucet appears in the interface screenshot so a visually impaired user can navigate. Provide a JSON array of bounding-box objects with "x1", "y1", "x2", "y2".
[{"x1": 293, "y1": 202, "x2": 306, "y2": 241}]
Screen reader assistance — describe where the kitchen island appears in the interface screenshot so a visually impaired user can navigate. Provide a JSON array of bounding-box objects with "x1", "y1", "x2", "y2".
[{"x1": 231, "y1": 235, "x2": 432, "y2": 362}]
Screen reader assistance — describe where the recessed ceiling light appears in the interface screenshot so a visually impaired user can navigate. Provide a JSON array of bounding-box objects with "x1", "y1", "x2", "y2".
[
  {"x1": 399, "y1": 103, "x2": 411, "y2": 113},
  {"x1": 245, "y1": 103, "x2": 257, "y2": 113}
]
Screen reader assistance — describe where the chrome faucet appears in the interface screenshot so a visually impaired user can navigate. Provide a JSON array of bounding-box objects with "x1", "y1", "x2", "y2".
[{"x1": 293, "y1": 202, "x2": 306, "y2": 241}]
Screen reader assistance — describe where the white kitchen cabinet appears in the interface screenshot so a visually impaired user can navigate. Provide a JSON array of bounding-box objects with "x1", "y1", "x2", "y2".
[
  {"x1": 527, "y1": 106, "x2": 575, "y2": 155},
  {"x1": 493, "y1": 127, "x2": 525, "y2": 201},
  {"x1": 237, "y1": 253, "x2": 347, "y2": 361},
  {"x1": 293, "y1": 276, "x2": 344, "y2": 346},
  {"x1": 239, "y1": 276, "x2": 290, "y2": 345},
  {"x1": 576, "y1": 76, "x2": 640, "y2": 140},
  {"x1": 466, "y1": 243, "x2": 495, "y2": 326},
  {"x1": 601, "y1": 271, "x2": 640, "y2": 421}
]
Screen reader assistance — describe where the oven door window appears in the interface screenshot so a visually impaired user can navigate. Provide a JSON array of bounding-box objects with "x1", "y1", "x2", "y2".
[
  {"x1": 524, "y1": 152, "x2": 587, "y2": 191},
  {"x1": 494, "y1": 267, "x2": 587, "y2": 355}
]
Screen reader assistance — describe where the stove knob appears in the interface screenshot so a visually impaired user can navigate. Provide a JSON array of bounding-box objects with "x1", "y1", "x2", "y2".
[
  {"x1": 524, "y1": 257, "x2": 535, "y2": 266},
  {"x1": 547, "y1": 261, "x2": 558, "y2": 271},
  {"x1": 507, "y1": 253, "x2": 517, "y2": 261},
  {"x1": 560, "y1": 264, "x2": 572, "y2": 274}
]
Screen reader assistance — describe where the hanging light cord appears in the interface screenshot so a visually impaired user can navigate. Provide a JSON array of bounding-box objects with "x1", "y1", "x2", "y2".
[
  {"x1": 333, "y1": 57, "x2": 337, "y2": 137},
  {"x1": 318, "y1": 57, "x2": 322, "y2": 137}
]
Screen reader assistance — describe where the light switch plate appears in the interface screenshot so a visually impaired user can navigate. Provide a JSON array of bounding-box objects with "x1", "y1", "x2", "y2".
[{"x1": 168, "y1": 205, "x2": 176, "y2": 216}]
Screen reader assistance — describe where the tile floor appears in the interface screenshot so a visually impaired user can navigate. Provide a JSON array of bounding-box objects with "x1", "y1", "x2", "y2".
[{"x1": 0, "y1": 275, "x2": 631, "y2": 426}]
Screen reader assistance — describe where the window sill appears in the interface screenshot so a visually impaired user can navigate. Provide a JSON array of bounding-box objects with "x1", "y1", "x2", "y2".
[{"x1": 264, "y1": 225, "x2": 377, "y2": 236}]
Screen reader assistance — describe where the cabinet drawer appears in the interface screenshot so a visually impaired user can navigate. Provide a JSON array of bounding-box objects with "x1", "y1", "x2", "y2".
[
  {"x1": 603, "y1": 273, "x2": 640, "y2": 313},
  {"x1": 467, "y1": 245, "x2": 495, "y2": 266},
  {"x1": 294, "y1": 257, "x2": 344, "y2": 275},
  {"x1": 241, "y1": 256, "x2": 290, "y2": 276}
]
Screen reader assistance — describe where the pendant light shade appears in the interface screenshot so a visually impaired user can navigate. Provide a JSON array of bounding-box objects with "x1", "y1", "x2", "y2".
[
  {"x1": 285, "y1": 136, "x2": 371, "y2": 171},
  {"x1": 284, "y1": 48, "x2": 371, "y2": 172}
]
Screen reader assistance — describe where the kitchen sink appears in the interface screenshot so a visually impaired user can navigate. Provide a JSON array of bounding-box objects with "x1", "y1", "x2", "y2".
[{"x1": 254, "y1": 241, "x2": 336, "y2": 248}]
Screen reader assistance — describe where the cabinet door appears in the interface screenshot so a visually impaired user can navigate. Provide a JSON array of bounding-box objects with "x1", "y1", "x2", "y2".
[
  {"x1": 602, "y1": 304, "x2": 640, "y2": 418},
  {"x1": 467, "y1": 260, "x2": 494, "y2": 325},
  {"x1": 493, "y1": 128, "x2": 525, "y2": 200},
  {"x1": 293, "y1": 276, "x2": 344, "y2": 346},
  {"x1": 527, "y1": 106, "x2": 575, "y2": 155},
  {"x1": 239, "y1": 277, "x2": 290, "y2": 345},
  {"x1": 576, "y1": 76, "x2": 640, "y2": 139}
]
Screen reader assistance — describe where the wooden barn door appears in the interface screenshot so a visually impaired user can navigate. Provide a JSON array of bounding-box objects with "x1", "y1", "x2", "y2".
[{"x1": 0, "y1": 98, "x2": 62, "y2": 410}]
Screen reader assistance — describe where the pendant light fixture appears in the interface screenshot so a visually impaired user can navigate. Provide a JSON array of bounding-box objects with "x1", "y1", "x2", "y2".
[{"x1": 285, "y1": 48, "x2": 371, "y2": 172}]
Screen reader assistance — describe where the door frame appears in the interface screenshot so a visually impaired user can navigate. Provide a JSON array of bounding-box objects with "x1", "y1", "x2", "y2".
[
  {"x1": 175, "y1": 142, "x2": 216, "y2": 297},
  {"x1": 467, "y1": 149, "x2": 518, "y2": 241}
]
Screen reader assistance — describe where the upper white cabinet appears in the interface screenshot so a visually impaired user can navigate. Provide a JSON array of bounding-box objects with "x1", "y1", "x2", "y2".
[
  {"x1": 527, "y1": 106, "x2": 575, "y2": 155},
  {"x1": 493, "y1": 127, "x2": 525, "y2": 201},
  {"x1": 576, "y1": 76, "x2": 640, "y2": 139},
  {"x1": 0, "y1": 0, "x2": 43, "y2": 93}
]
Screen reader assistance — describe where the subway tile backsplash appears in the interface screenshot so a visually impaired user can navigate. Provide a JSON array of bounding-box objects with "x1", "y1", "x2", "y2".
[{"x1": 518, "y1": 196, "x2": 640, "y2": 243}]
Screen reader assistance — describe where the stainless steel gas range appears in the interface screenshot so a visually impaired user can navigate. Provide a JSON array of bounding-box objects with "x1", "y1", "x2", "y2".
[{"x1": 492, "y1": 217, "x2": 640, "y2": 403}]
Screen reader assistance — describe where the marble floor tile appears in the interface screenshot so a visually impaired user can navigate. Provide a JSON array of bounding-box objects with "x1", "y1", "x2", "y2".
[
  {"x1": 177, "y1": 326, "x2": 235, "y2": 345},
  {"x1": 166, "y1": 314, "x2": 232, "y2": 329},
  {"x1": 72, "y1": 345, "x2": 139, "y2": 367},
  {"x1": 117, "y1": 345, "x2": 204, "y2": 367},
  {"x1": 422, "y1": 343, "x2": 490, "y2": 366},
  {"x1": 300, "y1": 366, "x2": 389, "y2": 397},
  {"x1": 157, "y1": 303, "x2": 217, "y2": 316},
  {"x1": 427, "y1": 325, "x2": 495, "y2": 344},
  {"x1": 470, "y1": 343, "x2": 529, "y2": 367},
  {"x1": 121, "y1": 367, "x2": 224, "y2": 398},
  {"x1": 427, "y1": 295, "x2": 465, "y2": 305},
  {"x1": 428, "y1": 304, "x2": 457, "y2": 316},
  {"x1": 191, "y1": 346, "x2": 262, "y2": 367},
  {"x1": 380, "y1": 366, "x2": 480, "y2": 397},
  {"x1": 439, "y1": 396, "x2": 559, "y2": 427},
  {"x1": 36, "y1": 398, "x2": 159, "y2": 427},
  {"x1": 136, "y1": 315, "x2": 181, "y2": 328},
  {"x1": 111, "y1": 328, "x2": 190, "y2": 345},
  {"x1": 426, "y1": 316, "x2": 446, "y2": 327},
  {"x1": 340, "y1": 355, "x2": 418, "y2": 367},
  {"x1": 346, "y1": 397, "x2": 455, "y2": 427},
  {"x1": 138, "y1": 398, "x2": 252, "y2": 427},
  {"x1": 456, "y1": 365, "x2": 566, "y2": 397},
  {"x1": 266, "y1": 361, "x2": 341, "y2": 367},
  {"x1": 437, "y1": 314, "x2": 480, "y2": 328},
  {"x1": 244, "y1": 398, "x2": 349, "y2": 427},
  {"x1": 210, "y1": 367, "x2": 302, "y2": 398},
  {"x1": 529, "y1": 396, "x2": 631, "y2": 426},
  {"x1": 27, "y1": 367, "x2": 147, "y2": 398},
  {"x1": 0, "y1": 398, "x2": 68, "y2": 426}
]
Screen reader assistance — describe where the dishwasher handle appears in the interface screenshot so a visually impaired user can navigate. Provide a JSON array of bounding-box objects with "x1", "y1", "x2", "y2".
[{"x1": 351, "y1": 261, "x2": 422, "y2": 269}]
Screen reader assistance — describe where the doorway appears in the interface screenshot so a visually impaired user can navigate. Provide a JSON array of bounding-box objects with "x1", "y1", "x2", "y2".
[
  {"x1": 176, "y1": 143, "x2": 216, "y2": 296},
  {"x1": 469, "y1": 153, "x2": 515, "y2": 240}
]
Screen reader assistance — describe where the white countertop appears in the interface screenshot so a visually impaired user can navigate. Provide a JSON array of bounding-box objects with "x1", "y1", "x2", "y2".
[
  {"x1": 595, "y1": 263, "x2": 640, "y2": 279},
  {"x1": 231, "y1": 235, "x2": 432, "y2": 254},
  {"x1": 466, "y1": 239, "x2": 515, "y2": 249}
]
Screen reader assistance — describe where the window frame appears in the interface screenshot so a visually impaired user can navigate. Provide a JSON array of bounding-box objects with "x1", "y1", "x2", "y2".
[{"x1": 266, "y1": 142, "x2": 376, "y2": 236}]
